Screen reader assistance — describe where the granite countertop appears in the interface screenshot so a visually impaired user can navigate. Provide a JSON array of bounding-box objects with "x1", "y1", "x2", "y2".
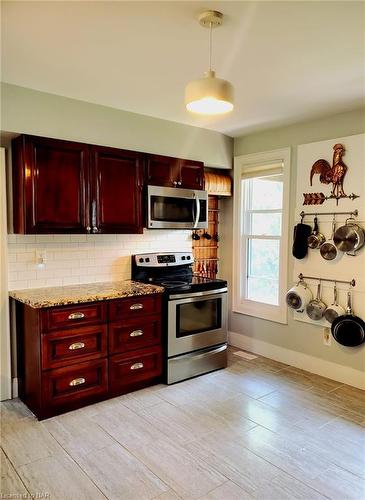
[{"x1": 9, "y1": 280, "x2": 164, "y2": 308}]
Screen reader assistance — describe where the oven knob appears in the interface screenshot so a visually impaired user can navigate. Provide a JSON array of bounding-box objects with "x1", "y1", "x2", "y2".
[
  {"x1": 186, "y1": 255, "x2": 191, "y2": 260},
  {"x1": 145, "y1": 258, "x2": 150, "y2": 263},
  {"x1": 139, "y1": 258, "x2": 144, "y2": 263},
  {"x1": 182, "y1": 256, "x2": 186, "y2": 260}
]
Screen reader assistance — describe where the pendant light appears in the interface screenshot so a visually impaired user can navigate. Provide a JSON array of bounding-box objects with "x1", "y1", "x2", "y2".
[{"x1": 185, "y1": 10, "x2": 234, "y2": 115}]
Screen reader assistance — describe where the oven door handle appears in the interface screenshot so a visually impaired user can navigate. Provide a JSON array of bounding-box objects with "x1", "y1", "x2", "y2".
[
  {"x1": 193, "y1": 193, "x2": 200, "y2": 229},
  {"x1": 169, "y1": 287, "x2": 227, "y2": 300}
]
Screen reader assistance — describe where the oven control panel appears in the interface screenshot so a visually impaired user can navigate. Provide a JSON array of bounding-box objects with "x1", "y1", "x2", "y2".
[{"x1": 134, "y1": 252, "x2": 193, "y2": 267}]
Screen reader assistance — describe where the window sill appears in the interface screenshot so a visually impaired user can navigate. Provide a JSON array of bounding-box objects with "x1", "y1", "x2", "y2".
[{"x1": 232, "y1": 300, "x2": 288, "y2": 325}]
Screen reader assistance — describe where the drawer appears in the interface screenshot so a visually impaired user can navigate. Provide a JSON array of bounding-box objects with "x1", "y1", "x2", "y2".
[
  {"x1": 41, "y1": 325, "x2": 107, "y2": 370},
  {"x1": 109, "y1": 346, "x2": 162, "y2": 393},
  {"x1": 109, "y1": 294, "x2": 161, "y2": 321},
  {"x1": 42, "y1": 359, "x2": 108, "y2": 409},
  {"x1": 109, "y1": 315, "x2": 161, "y2": 355},
  {"x1": 41, "y1": 302, "x2": 107, "y2": 332}
]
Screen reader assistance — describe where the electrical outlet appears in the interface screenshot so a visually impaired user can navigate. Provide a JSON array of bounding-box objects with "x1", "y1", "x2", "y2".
[
  {"x1": 35, "y1": 249, "x2": 46, "y2": 268},
  {"x1": 323, "y1": 327, "x2": 331, "y2": 346}
]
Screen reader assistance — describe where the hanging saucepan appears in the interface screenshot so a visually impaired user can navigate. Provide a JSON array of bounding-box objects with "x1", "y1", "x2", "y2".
[
  {"x1": 286, "y1": 280, "x2": 313, "y2": 312},
  {"x1": 320, "y1": 218, "x2": 340, "y2": 261},
  {"x1": 333, "y1": 218, "x2": 365, "y2": 256},
  {"x1": 306, "y1": 282, "x2": 327, "y2": 320},
  {"x1": 331, "y1": 291, "x2": 365, "y2": 347},
  {"x1": 308, "y1": 217, "x2": 325, "y2": 249},
  {"x1": 324, "y1": 284, "x2": 345, "y2": 324}
]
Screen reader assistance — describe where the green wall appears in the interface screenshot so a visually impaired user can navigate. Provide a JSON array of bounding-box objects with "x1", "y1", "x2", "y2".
[
  {"x1": 222, "y1": 107, "x2": 365, "y2": 372},
  {"x1": 1, "y1": 83, "x2": 233, "y2": 168}
]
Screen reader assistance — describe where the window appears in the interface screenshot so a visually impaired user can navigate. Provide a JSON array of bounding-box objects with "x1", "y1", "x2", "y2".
[{"x1": 233, "y1": 148, "x2": 291, "y2": 324}]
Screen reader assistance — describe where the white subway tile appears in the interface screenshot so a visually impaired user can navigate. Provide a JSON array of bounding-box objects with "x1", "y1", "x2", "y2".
[
  {"x1": 17, "y1": 252, "x2": 35, "y2": 263},
  {"x1": 16, "y1": 235, "x2": 36, "y2": 244},
  {"x1": 8, "y1": 271, "x2": 18, "y2": 281},
  {"x1": 53, "y1": 269, "x2": 72, "y2": 278},
  {"x1": 9, "y1": 262, "x2": 28, "y2": 272},
  {"x1": 62, "y1": 277, "x2": 80, "y2": 285},
  {"x1": 27, "y1": 279, "x2": 47, "y2": 288},
  {"x1": 36, "y1": 235, "x2": 54, "y2": 243},
  {"x1": 79, "y1": 275, "x2": 95, "y2": 284},
  {"x1": 8, "y1": 280, "x2": 28, "y2": 290},
  {"x1": 7, "y1": 234, "x2": 17, "y2": 244},
  {"x1": 53, "y1": 235, "x2": 71, "y2": 243},
  {"x1": 70, "y1": 234, "x2": 87, "y2": 242},
  {"x1": 36, "y1": 269, "x2": 54, "y2": 279},
  {"x1": 7, "y1": 232, "x2": 193, "y2": 290},
  {"x1": 45, "y1": 278, "x2": 63, "y2": 286}
]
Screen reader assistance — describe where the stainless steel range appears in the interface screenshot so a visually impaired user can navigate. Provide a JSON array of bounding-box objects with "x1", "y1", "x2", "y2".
[{"x1": 132, "y1": 252, "x2": 228, "y2": 384}]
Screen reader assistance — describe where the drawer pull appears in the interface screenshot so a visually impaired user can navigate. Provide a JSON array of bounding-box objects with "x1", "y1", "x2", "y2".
[
  {"x1": 130, "y1": 362, "x2": 144, "y2": 370},
  {"x1": 68, "y1": 342, "x2": 85, "y2": 350},
  {"x1": 68, "y1": 312, "x2": 85, "y2": 320},
  {"x1": 69, "y1": 377, "x2": 86, "y2": 387},
  {"x1": 130, "y1": 303, "x2": 143, "y2": 310},
  {"x1": 130, "y1": 329, "x2": 143, "y2": 337}
]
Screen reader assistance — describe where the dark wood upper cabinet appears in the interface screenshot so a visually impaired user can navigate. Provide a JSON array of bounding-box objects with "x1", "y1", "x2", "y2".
[
  {"x1": 12, "y1": 135, "x2": 90, "y2": 233},
  {"x1": 90, "y1": 146, "x2": 143, "y2": 234},
  {"x1": 146, "y1": 154, "x2": 204, "y2": 190},
  {"x1": 11, "y1": 134, "x2": 205, "y2": 234},
  {"x1": 11, "y1": 136, "x2": 144, "y2": 234},
  {"x1": 179, "y1": 159, "x2": 204, "y2": 190},
  {"x1": 146, "y1": 154, "x2": 179, "y2": 188}
]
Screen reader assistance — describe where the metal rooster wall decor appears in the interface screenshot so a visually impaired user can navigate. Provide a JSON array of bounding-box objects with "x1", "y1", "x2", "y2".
[{"x1": 303, "y1": 143, "x2": 359, "y2": 205}]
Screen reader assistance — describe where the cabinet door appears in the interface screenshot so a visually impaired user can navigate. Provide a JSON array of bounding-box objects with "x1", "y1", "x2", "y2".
[
  {"x1": 146, "y1": 154, "x2": 179, "y2": 187},
  {"x1": 90, "y1": 146, "x2": 143, "y2": 234},
  {"x1": 179, "y1": 160, "x2": 204, "y2": 190},
  {"x1": 12, "y1": 135, "x2": 90, "y2": 233}
]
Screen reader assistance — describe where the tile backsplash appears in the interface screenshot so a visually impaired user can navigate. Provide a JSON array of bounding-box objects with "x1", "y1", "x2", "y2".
[{"x1": 7, "y1": 231, "x2": 192, "y2": 290}]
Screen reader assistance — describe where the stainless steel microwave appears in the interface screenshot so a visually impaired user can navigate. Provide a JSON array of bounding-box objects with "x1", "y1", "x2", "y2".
[{"x1": 147, "y1": 185, "x2": 208, "y2": 229}]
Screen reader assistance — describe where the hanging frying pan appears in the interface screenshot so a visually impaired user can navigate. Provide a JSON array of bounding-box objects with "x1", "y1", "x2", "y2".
[
  {"x1": 308, "y1": 217, "x2": 325, "y2": 249},
  {"x1": 320, "y1": 218, "x2": 340, "y2": 261},
  {"x1": 331, "y1": 291, "x2": 365, "y2": 347}
]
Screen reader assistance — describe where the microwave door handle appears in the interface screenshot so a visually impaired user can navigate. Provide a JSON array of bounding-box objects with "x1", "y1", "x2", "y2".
[{"x1": 193, "y1": 193, "x2": 200, "y2": 228}]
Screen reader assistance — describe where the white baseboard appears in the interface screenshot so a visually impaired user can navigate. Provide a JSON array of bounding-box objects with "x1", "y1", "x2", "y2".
[
  {"x1": 228, "y1": 331, "x2": 365, "y2": 390},
  {"x1": 12, "y1": 377, "x2": 18, "y2": 398}
]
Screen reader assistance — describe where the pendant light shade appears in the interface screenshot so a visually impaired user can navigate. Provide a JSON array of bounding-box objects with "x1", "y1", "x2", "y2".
[
  {"x1": 185, "y1": 70, "x2": 234, "y2": 115},
  {"x1": 185, "y1": 10, "x2": 234, "y2": 116}
]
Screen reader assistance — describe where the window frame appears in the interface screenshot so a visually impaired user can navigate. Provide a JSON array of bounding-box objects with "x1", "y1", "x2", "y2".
[{"x1": 233, "y1": 148, "x2": 291, "y2": 324}]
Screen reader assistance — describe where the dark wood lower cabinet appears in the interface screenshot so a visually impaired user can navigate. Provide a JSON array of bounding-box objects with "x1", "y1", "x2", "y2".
[
  {"x1": 109, "y1": 346, "x2": 162, "y2": 396},
  {"x1": 15, "y1": 294, "x2": 163, "y2": 420},
  {"x1": 42, "y1": 359, "x2": 108, "y2": 419}
]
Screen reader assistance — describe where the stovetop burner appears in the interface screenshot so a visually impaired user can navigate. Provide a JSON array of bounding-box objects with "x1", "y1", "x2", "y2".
[
  {"x1": 132, "y1": 252, "x2": 227, "y2": 295},
  {"x1": 160, "y1": 280, "x2": 188, "y2": 287}
]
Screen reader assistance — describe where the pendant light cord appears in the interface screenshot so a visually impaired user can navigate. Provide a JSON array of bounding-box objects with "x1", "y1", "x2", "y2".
[{"x1": 209, "y1": 21, "x2": 212, "y2": 71}]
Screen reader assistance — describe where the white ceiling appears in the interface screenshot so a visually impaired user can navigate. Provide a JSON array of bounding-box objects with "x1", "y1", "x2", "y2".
[{"x1": 2, "y1": 1, "x2": 364, "y2": 137}]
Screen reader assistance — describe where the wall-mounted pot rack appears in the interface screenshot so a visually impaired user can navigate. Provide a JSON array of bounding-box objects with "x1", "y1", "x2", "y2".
[
  {"x1": 299, "y1": 209, "x2": 358, "y2": 221},
  {"x1": 298, "y1": 273, "x2": 356, "y2": 288}
]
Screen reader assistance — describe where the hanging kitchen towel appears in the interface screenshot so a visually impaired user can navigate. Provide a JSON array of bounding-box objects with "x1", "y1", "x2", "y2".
[{"x1": 292, "y1": 223, "x2": 312, "y2": 259}]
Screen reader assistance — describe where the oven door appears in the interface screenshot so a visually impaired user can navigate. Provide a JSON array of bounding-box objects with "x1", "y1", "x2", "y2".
[
  {"x1": 147, "y1": 185, "x2": 208, "y2": 229},
  {"x1": 167, "y1": 289, "x2": 228, "y2": 357}
]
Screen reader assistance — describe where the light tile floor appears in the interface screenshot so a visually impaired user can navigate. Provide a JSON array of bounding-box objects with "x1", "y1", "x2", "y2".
[{"x1": 1, "y1": 347, "x2": 365, "y2": 499}]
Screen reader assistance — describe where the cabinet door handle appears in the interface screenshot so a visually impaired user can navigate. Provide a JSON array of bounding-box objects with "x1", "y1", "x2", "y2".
[
  {"x1": 92, "y1": 226, "x2": 99, "y2": 233},
  {"x1": 130, "y1": 329, "x2": 143, "y2": 337},
  {"x1": 69, "y1": 377, "x2": 86, "y2": 386},
  {"x1": 86, "y1": 226, "x2": 91, "y2": 233},
  {"x1": 173, "y1": 180, "x2": 177, "y2": 186},
  {"x1": 68, "y1": 312, "x2": 85, "y2": 320},
  {"x1": 130, "y1": 303, "x2": 143, "y2": 310},
  {"x1": 130, "y1": 362, "x2": 144, "y2": 370},
  {"x1": 177, "y1": 181, "x2": 182, "y2": 186},
  {"x1": 68, "y1": 342, "x2": 85, "y2": 350}
]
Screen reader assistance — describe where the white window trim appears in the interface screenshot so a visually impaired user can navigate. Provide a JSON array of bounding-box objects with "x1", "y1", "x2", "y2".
[{"x1": 233, "y1": 147, "x2": 291, "y2": 324}]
